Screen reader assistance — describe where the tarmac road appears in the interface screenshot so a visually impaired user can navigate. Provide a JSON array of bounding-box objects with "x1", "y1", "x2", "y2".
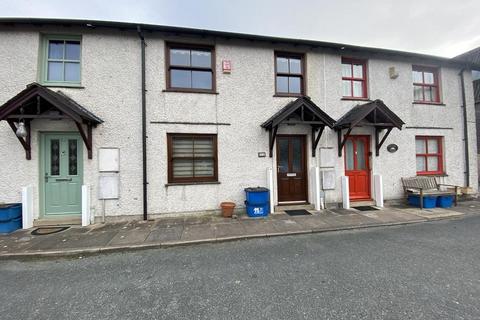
[{"x1": 1, "y1": 215, "x2": 479, "y2": 319}]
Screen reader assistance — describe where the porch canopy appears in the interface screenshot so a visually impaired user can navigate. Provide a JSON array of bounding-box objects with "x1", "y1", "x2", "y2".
[
  {"x1": 334, "y1": 99, "x2": 405, "y2": 157},
  {"x1": 261, "y1": 96, "x2": 335, "y2": 157},
  {"x1": 0, "y1": 83, "x2": 103, "y2": 160}
]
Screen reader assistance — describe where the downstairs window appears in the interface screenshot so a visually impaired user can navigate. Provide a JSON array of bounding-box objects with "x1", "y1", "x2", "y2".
[
  {"x1": 415, "y1": 136, "x2": 444, "y2": 175},
  {"x1": 167, "y1": 134, "x2": 218, "y2": 183}
]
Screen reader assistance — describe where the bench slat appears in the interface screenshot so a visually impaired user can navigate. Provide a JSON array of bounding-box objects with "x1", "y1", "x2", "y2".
[{"x1": 402, "y1": 176, "x2": 439, "y2": 191}]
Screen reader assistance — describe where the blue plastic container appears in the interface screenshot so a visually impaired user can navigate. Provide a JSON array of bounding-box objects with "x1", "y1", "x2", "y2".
[
  {"x1": 245, "y1": 187, "x2": 269, "y2": 205},
  {"x1": 246, "y1": 203, "x2": 270, "y2": 217},
  {"x1": 245, "y1": 187, "x2": 270, "y2": 217},
  {"x1": 0, "y1": 203, "x2": 22, "y2": 234},
  {"x1": 436, "y1": 195, "x2": 454, "y2": 208},
  {"x1": 407, "y1": 194, "x2": 437, "y2": 208}
]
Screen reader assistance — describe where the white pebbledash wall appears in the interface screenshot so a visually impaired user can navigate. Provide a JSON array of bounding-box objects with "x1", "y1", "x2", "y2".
[{"x1": 0, "y1": 25, "x2": 477, "y2": 220}]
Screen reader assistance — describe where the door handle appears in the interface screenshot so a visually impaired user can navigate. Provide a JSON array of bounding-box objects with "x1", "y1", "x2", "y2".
[{"x1": 55, "y1": 178, "x2": 72, "y2": 182}]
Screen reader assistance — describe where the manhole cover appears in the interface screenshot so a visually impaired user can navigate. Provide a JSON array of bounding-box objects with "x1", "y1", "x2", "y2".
[{"x1": 31, "y1": 227, "x2": 70, "y2": 236}]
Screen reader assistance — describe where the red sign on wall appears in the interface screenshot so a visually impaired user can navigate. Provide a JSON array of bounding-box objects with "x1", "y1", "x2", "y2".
[{"x1": 222, "y1": 60, "x2": 232, "y2": 73}]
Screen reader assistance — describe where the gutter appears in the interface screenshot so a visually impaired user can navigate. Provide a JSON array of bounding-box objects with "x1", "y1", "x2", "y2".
[
  {"x1": 137, "y1": 26, "x2": 148, "y2": 220},
  {"x1": 459, "y1": 69, "x2": 470, "y2": 187}
]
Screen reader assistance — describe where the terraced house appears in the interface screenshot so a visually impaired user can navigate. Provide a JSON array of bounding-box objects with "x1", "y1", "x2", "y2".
[{"x1": 0, "y1": 18, "x2": 478, "y2": 226}]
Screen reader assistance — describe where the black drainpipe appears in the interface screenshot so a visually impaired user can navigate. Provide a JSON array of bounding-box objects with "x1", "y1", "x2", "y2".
[
  {"x1": 459, "y1": 68, "x2": 470, "y2": 187},
  {"x1": 137, "y1": 26, "x2": 148, "y2": 220}
]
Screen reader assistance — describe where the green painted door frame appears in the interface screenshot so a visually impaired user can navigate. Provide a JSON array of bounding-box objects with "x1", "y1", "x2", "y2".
[{"x1": 39, "y1": 132, "x2": 83, "y2": 217}]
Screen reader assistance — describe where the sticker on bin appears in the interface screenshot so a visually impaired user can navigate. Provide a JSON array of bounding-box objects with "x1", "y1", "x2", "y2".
[{"x1": 253, "y1": 207, "x2": 264, "y2": 215}]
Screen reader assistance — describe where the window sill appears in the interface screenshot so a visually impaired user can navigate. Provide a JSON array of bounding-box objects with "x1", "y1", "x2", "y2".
[
  {"x1": 41, "y1": 83, "x2": 85, "y2": 89},
  {"x1": 165, "y1": 181, "x2": 221, "y2": 187},
  {"x1": 273, "y1": 93, "x2": 304, "y2": 98},
  {"x1": 163, "y1": 89, "x2": 219, "y2": 95},
  {"x1": 341, "y1": 97, "x2": 371, "y2": 101},
  {"x1": 416, "y1": 173, "x2": 448, "y2": 177},
  {"x1": 412, "y1": 101, "x2": 445, "y2": 106}
]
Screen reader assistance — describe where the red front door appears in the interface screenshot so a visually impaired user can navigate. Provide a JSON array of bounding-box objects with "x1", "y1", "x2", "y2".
[{"x1": 344, "y1": 135, "x2": 371, "y2": 200}]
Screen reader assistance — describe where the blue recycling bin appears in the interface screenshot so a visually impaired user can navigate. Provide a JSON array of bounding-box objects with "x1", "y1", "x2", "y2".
[
  {"x1": 0, "y1": 203, "x2": 22, "y2": 234},
  {"x1": 245, "y1": 187, "x2": 270, "y2": 217},
  {"x1": 436, "y1": 195, "x2": 454, "y2": 208},
  {"x1": 407, "y1": 194, "x2": 437, "y2": 209}
]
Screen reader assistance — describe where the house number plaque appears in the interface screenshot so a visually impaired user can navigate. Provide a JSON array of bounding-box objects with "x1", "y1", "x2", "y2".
[{"x1": 387, "y1": 144, "x2": 398, "y2": 153}]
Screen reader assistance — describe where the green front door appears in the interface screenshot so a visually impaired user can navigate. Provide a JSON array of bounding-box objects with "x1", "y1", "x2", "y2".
[{"x1": 42, "y1": 133, "x2": 83, "y2": 216}]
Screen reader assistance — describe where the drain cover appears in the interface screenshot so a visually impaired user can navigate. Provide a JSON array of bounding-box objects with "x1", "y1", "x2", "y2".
[{"x1": 31, "y1": 226, "x2": 70, "y2": 236}]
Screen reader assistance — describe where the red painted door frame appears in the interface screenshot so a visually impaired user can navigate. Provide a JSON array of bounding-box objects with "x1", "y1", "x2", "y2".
[{"x1": 344, "y1": 135, "x2": 371, "y2": 201}]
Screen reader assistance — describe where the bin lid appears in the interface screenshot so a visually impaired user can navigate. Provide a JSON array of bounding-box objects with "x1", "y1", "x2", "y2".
[
  {"x1": 0, "y1": 203, "x2": 21, "y2": 209},
  {"x1": 244, "y1": 187, "x2": 269, "y2": 193}
]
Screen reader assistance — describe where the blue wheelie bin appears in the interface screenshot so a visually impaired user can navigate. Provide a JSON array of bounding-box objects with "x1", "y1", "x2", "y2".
[
  {"x1": 244, "y1": 187, "x2": 270, "y2": 217},
  {"x1": 0, "y1": 203, "x2": 22, "y2": 234}
]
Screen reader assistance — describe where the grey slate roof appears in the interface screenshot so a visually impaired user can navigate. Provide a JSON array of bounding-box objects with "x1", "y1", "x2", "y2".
[
  {"x1": 334, "y1": 99, "x2": 404, "y2": 129},
  {"x1": 0, "y1": 17, "x2": 478, "y2": 69},
  {"x1": 261, "y1": 96, "x2": 335, "y2": 129},
  {"x1": 0, "y1": 82, "x2": 103, "y2": 124},
  {"x1": 454, "y1": 47, "x2": 480, "y2": 69}
]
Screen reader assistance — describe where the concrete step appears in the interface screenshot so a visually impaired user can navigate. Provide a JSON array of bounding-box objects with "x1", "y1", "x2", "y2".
[
  {"x1": 351, "y1": 200, "x2": 376, "y2": 207},
  {"x1": 34, "y1": 216, "x2": 82, "y2": 226},
  {"x1": 275, "y1": 204, "x2": 315, "y2": 212}
]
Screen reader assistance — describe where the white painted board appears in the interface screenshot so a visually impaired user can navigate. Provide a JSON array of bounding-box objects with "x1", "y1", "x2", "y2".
[
  {"x1": 99, "y1": 148, "x2": 120, "y2": 172},
  {"x1": 98, "y1": 174, "x2": 120, "y2": 199},
  {"x1": 319, "y1": 148, "x2": 335, "y2": 168},
  {"x1": 321, "y1": 170, "x2": 336, "y2": 190}
]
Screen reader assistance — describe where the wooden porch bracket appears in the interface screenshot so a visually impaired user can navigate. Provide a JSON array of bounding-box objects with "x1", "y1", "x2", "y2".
[
  {"x1": 76, "y1": 121, "x2": 93, "y2": 159},
  {"x1": 337, "y1": 127, "x2": 353, "y2": 157},
  {"x1": 375, "y1": 127, "x2": 393, "y2": 156},
  {"x1": 311, "y1": 125, "x2": 325, "y2": 157},
  {"x1": 7, "y1": 119, "x2": 31, "y2": 160},
  {"x1": 268, "y1": 126, "x2": 278, "y2": 157}
]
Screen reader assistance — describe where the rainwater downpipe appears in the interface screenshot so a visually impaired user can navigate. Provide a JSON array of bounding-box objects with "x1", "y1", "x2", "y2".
[
  {"x1": 137, "y1": 26, "x2": 148, "y2": 220},
  {"x1": 459, "y1": 68, "x2": 470, "y2": 187}
]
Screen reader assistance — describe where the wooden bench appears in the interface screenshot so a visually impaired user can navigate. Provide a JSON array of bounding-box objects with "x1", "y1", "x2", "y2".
[{"x1": 401, "y1": 176, "x2": 460, "y2": 209}]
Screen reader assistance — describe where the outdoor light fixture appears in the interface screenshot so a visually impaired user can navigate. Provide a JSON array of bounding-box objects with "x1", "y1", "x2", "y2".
[{"x1": 16, "y1": 121, "x2": 27, "y2": 138}]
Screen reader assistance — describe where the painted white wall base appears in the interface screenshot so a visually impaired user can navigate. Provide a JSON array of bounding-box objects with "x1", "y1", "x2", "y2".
[
  {"x1": 21, "y1": 186, "x2": 33, "y2": 229},
  {"x1": 341, "y1": 176, "x2": 350, "y2": 209},
  {"x1": 266, "y1": 168, "x2": 274, "y2": 214},
  {"x1": 82, "y1": 185, "x2": 91, "y2": 226},
  {"x1": 311, "y1": 167, "x2": 322, "y2": 210},
  {"x1": 373, "y1": 174, "x2": 384, "y2": 207}
]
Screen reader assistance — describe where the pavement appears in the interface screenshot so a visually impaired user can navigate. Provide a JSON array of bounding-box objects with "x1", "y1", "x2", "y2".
[
  {"x1": 1, "y1": 200, "x2": 478, "y2": 258},
  {"x1": 1, "y1": 213, "x2": 480, "y2": 319}
]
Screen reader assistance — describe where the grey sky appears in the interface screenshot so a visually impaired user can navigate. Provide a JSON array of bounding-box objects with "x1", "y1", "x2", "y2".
[{"x1": 1, "y1": 0, "x2": 479, "y2": 58}]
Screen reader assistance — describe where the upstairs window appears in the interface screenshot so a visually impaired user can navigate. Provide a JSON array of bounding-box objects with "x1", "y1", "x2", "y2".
[
  {"x1": 412, "y1": 66, "x2": 440, "y2": 103},
  {"x1": 167, "y1": 134, "x2": 218, "y2": 183},
  {"x1": 166, "y1": 43, "x2": 215, "y2": 92},
  {"x1": 41, "y1": 35, "x2": 82, "y2": 85},
  {"x1": 275, "y1": 52, "x2": 305, "y2": 96},
  {"x1": 342, "y1": 58, "x2": 367, "y2": 99},
  {"x1": 415, "y1": 136, "x2": 444, "y2": 175}
]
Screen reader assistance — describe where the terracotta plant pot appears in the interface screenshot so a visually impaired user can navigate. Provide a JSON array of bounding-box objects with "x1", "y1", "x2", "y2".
[{"x1": 220, "y1": 201, "x2": 236, "y2": 218}]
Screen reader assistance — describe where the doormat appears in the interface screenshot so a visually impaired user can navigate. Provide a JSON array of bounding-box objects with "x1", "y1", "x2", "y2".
[
  {"x1": 285, "y1": 209, "x2": 311, "y2": 216},
  {"x1": 31, "y1": 226, "x2": 70, "y2": 236},
  {"x1": 353, "y1": 206, "x2": 379, "y2": 211}
]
